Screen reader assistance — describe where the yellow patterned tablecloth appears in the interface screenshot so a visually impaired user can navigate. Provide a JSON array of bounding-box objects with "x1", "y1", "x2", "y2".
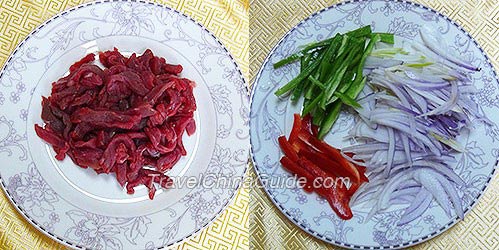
[
  {"x1": 249, "y1": 0, "x2": 498, "y2": 249},
  {"x1": 0, "y1": 0, "x2": 249, "y2": 249}
]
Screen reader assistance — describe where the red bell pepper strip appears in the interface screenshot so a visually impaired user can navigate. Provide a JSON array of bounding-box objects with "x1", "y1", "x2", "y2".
[
  {"x1": 290, "y1": 138, "x2": 313, "y2": 154},
  {"x1": 311, "y1": 125, "x2": 319, "y2": 137},
  {"x1": 280, "y1": 157, "x2": 314, "y2": 193},
  {"x1": 326, "y1": 182, "x2": 353, "y2": 220},
  {"x1": 343, "y1": 151, "x2": 355, "y2": 158},
  {"x1": 288, "y1": 114, "x2": 301, "y2": 144},
  {"x1": 277, "y1": 113, "x2": 368, "y2": 220},
  {"x1": 300, "y1": 114, "x2": 319, "y2": 136},
  {"x1": 356, "y1": 165, "x2": 367, "y2": 172},
  {"x1": 298, "y1": 131, "x2": 361, "y2": 182},
  {"x1": 347, "y1": 181, "x2": 362, "y2": 196},
  {"x1": 355, "y1": 163, "x2": 369, "y2": 183},
  {"x1": 298, "y1": 157, "x2": 353, "y2": 219},
  {"x1": 301, "y1": 114, "x2": 312, "y2": 132},
  {"x1": 343, "y1": 152, "x2": 369, "y2": 182},
  {"x1": 298, "y1": 149, "x2": 352, "y2": 179},
  {"x1": 278, "y1": 136, "x2": 299, "y2": 162}
]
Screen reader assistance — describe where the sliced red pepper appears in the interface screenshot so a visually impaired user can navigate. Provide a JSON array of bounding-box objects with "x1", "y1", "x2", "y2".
[
  {"x1": 358, "y1": 170, "x2": 369, "y2": 183},
  {"x1": 277, "y1": 113, "x2": 368, "y2": 220},
  {"x1": 298, "y1": 149, "x2": 351, "y2": 179},
  {"x1": 352, "y1": 164, "x2": 368, "y2": 182},
  {"x1": 288, "y1": 114, "x2": 301, "y2": 144},
  {"x1": 280, "y1": 157, "x2": 314, "y2": 192},
  {"x1": 344, "y1": 155, "x2": 368, "y2": 182},
  {"x1": 299, "y1": 157, "x2": 353, "y2": 219},
  {"x1": 347, "y1": 181, "x2": 361, "y2": 196},
  {"x1": 298, "y1": 131, "x2": 361, "y2": 182},
  {"x1": 290, "y1": 137, "x2": 317, "y2": 156},
  {"x1": 301, "y1": 114, "x2": 312, "y2": 132},
  {"x1": 301, "y1": 114, "x2": 319, "y2": 136},
  {"x1": 356, "y1": 165, "x2": 367, "y2": 172},
  {"x1": 298, "y1": 157, "x2": 328, "y2": 182},
  {"x1": 311, "y1": 125, "x2": 319, "y2": 137},
  {"x1": 278, "y1": 136, "x2": 298, "y2": 162},
  {"x1": 325, "y1": 183, "x2": 353, "y2": 220},
  {"x1": 343, "y1": 151, "x2": 355, "y2": 158}
]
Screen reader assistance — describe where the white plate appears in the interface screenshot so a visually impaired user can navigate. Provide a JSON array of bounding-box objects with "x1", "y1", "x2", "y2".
[
  {"x1": 0, "y1": 1, "x2": 249, "y2": 249},
  {"x1": 250, "y1": 0, "x2": 498, "y2": 249}
]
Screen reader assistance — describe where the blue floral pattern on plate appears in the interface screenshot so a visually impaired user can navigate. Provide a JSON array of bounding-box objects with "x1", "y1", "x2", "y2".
[{"x1": 250, "y1": 0, "x2": 498, "y2": 249}]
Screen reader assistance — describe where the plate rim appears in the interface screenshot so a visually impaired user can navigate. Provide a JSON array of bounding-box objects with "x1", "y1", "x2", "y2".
[
  {"x1": 0, "y1": 0, "x2": 249, "y2": 249},
  {"x1": 248, "y1": 0, "x2": 499, "y2": 249}
]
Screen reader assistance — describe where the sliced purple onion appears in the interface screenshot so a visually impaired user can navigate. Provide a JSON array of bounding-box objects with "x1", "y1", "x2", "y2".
[
  {"x1": 398, "y1": 187, "x2": 433, "y2": 226},
  {"x1": 420, "y1": 30, "x2": 479, "y2": 71},
  {"x1": 414, "y1": 168, "x2": 452, "y2": 217},
  {"x1": 436, "y1": 174, "x2": 464, "y2": 219},
  {"x1": 343, "y1": 32, "x2": 478, "y2": 225}
]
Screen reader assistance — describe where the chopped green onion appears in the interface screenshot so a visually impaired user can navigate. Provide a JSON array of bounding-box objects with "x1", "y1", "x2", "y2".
[
  {"x1": 318, "y1": 101, "x2": 342, "y2": 139},
  {"x1": 308, "y1": 76, "x2": 326, "y2": 89},
  {"x1": 273, "y1": 53, "x2": 302, "y2": 69},
  {"x1": 406, "y1": 62, "x2": 434, "y2": 68},
  {"x1": 273, "y1": 26, "x2": 392, "y2": 138},
  {"x1": 334, "y1": 92, "x2": 362, "y2": 108},
  {"x1": 372, "y1": 32, "x2": 395, "y2": 44},
  {"x1": 346, "y1": 25, "x2": 372, "y2": 38},
  {"x1": 274, "y1": 55, "x2": 323, "y2": 96}
]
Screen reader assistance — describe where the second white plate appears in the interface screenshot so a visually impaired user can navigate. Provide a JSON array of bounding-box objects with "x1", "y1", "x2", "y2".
[
  {"x1": 0, "y1": 1, "x2": 249, "y2": 249},
  {"x1": 250, "y1": 0, "x2": 498, "y2": 249}
]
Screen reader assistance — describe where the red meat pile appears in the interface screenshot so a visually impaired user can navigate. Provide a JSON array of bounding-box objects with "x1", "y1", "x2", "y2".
[{"x1": 35, "y1": 48, "x2": 197, "y2": 199}]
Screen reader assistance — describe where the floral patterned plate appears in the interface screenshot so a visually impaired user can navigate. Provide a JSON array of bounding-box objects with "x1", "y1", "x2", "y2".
[
  {"x1": 250, "y1": 0, "x2": 498, "y2": 249},
  {"x1": 0, "y1": 1, "x2": 249, "y2": 249}
]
